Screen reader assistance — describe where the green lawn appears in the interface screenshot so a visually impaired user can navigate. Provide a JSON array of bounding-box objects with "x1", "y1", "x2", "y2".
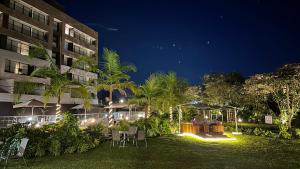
[{"x1": 5, "y1": 134, "x2": 300, "y2": 169}]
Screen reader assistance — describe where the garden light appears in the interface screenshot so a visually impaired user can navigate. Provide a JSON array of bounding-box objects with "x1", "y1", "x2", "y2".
[
  {"x1": 178, "y1": 133, "x2": 236, "y2": 141},
  {"x1": 238, "y1": 118, "x2": 242, "y2": 122},
  {"x1": 119, "y1": 98, "x2": 125, "y2": 103}
]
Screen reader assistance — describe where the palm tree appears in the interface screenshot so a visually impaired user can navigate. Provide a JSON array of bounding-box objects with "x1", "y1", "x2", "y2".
[
  {"x1": 97, "y1": 48, "x2": 136, "y2": 126},
  {"x1": 160, "y1": 72, "x2": 188, "y2": 121},
  {"x1": 130, "y1": 74, "x2": 161, "y2": 118},
  {"x1": 30, "y1": 45, "x2": 94, "y2": 119}
]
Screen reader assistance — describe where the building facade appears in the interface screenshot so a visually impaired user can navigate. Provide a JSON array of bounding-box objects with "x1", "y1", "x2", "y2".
[{"x1": 0, "y1": 0, "x2": 99, "y2": 115}]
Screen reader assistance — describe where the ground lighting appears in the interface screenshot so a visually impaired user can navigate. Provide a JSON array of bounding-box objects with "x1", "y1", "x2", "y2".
[{"x1": 177, "y1": 133, "x2": 236, "y2": 141}]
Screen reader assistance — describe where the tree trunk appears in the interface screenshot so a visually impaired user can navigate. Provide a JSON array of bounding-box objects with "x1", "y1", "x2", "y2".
[
  {"x1": 55, "y1": 95, "x2": 62, "y2": 122},
  {"x1": 147, "y1": 105, "x2": 151, "y2": 118},
  {"x1": 169, "y1": 106, "x2": 173, "y2": 121},
  {"x1": 108, "y1": 86, "x2": 113, "y2": 127}
]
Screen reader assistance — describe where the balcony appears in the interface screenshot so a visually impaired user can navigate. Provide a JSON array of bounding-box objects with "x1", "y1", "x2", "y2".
[
  {"x1": 6, "y1": 38, "x2": 47, "y2": 60},
  {"x1": 66, "y1": 28, "x2": 96, "y2": 47},
  {"x1": 8, "y1": 19, "x2": 48, "y2": 42},
  {"x1": 9, "y1": 0, "x2": 49, "y2": 25}
]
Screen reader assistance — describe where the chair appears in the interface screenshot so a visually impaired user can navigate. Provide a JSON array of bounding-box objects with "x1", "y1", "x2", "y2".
[
  {"x1": 111, "y1": 130, "x2": 121, "y2": 147},
  {"x1": 127, "y1": 126, "x2": 138, "y2": 144},
  {"x1": 1, "y1": 138, "x2": 29, "y2": 169},
  {"x1": 136, "y1": 130, "x2": 147, "y2": 148}
]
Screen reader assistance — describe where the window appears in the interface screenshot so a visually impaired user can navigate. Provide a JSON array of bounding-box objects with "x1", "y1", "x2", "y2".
[
  {"x1": 52, "y1": 36, "x2": 58, "y2": 48},
  {"x1": 19, "y1": 43, "x2": 29, "y2": 56},
  {"x1": 8, "y1": 18, "x2": 47, "y2": 41},
  {"x1": 65, "y1": 27, "x2": 69, "y2": 35},
  {"x1": 53, "y1": 21, "x2": 59, "y2": 32},
  {"x1": 6, "y1": 38, "x2": 29, "y2": 56},
  {"x1": 5, "y1": 60, "x2": 29, "y2": 75}
]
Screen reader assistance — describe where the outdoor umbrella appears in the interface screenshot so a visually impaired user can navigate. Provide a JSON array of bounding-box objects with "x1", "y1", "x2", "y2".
[{"x1": 13, "y1": 99, "x2": 50, "y2": 116}]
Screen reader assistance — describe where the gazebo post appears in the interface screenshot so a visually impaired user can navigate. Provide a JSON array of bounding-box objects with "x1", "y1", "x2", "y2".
[
  {"x1": 178, "y1": 106, "x2": 182, "y2": 133},
  {"x1": 234, "y1": 107, "x2": 238, "y2": 133},
  {"x1": 226, "y1": 110, "x2": 229, "y2": 122}
]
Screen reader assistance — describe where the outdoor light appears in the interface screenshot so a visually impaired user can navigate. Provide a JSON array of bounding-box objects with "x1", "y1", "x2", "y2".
[
  {"x1": 35, "y1": 123, "x2": 40, "y2": 128},
  {"x1": 125, "y1": 116, "x2": 129, "y2": 120},
  {"x1": 178, "y1": 133, "x2": 236, "y2": 141},
  {"x1": 204, "y1": 115, "x2": 208, "y2": 119},
  {"x1": 238, "y1": 118, "x2": 242, "y2": 122},
  {"x1": 27, "y1": 117, "x2": 32, "y2": 121},
  {"x1": 119, "y1": 98, "x2": 125, "y2": 103}
]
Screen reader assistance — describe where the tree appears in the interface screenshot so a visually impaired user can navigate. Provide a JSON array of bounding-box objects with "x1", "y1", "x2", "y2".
[
  {"x1": 30, "y1": 45, "x2": 94, "y2": 117},
  {"x1": 159, "y1": 72, "x2": 188, "y2": 121},
  {"x1": 243, "y1": 74, "x2": 275, "y2": 122},
  {"x1": 129, "y1": 73, "x2": 162, "y2": 118},
  {"x1": 244, "y1": 64, "x2": 300, "y2": 128},
  {"x1": 201, "y1": 72, "x2": 244, "y2": 107},
  {"x1": 96, "y1": 48, "x2": 136, "y2": 126}
]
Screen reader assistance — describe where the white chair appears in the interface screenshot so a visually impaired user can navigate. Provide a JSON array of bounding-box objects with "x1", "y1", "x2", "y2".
[
  {"x1": 1, "y1": 138, "x2": 29, "y2": 169},
  {"x1": 111, "y1": 130, "x2": 121, "y2": 147},
  {"x1": 136, "y1": 130, "x2": 147, "y2": 148},
  {"x1": 127, "y1": 126, "x2": 138, "y2": 144}
]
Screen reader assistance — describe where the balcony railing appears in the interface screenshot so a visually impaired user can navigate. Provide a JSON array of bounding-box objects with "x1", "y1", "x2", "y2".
[
  {"x1": 8, "y1": 20, "x2": 48, "y2": 42},
  {"x1": 9, "y1": 0, "x2": 49, "y2": 25},
  {"x1": 6, "y1": 38, "x2": 29, "y2": 55},
  {"x1": 6, "y1": 38, "x2": 47, "y2": 60},
  {"x1": 67, "y1": 30, "x2": 96, "y2": 47}
]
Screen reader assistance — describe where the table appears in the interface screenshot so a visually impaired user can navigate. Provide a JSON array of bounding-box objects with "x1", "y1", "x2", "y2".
[{"x1": 119, "y1": 131, "x2": 128, "y2": 147}]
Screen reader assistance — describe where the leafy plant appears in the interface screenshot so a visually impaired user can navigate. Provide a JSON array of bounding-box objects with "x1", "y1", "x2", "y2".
[{"x1": 279, "y1": 124, "x2": 292, "y2": 139}]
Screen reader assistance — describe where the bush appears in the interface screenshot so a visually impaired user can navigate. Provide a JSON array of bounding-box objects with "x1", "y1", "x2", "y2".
[
  {"x1": 0, "y1": 112, "x2": 105, "y2": 158},
  {"x1": 295, "y1": 128, "x2": 300, "y2": 138},
  {"x1": 133, "y1": 116, "x2": 177, "y2": 137},
  {"x1": 253, "y1": 128, "x2": 264, "y2": 136},
  {"x1": 49, "y1": 137, "x2": 61, "y2": 156},
  {"x1": 279, "y1": 125, "x2": 292, "y2": 139}
]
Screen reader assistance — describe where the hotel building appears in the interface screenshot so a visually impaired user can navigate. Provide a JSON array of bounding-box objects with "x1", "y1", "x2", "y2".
[{"x1": 0, "y1": 0, "x2": 99, "y2": 115}]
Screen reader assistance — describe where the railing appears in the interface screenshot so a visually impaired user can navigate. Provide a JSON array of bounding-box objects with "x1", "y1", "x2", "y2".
[
  {"x1": 8, "y1": 20, "x2": 47, "y2": 42},
  {"x1": 9, "y1": 0, "x2": 49, "y2": 25},
  {"x1": 6, "y1": 38, "x2": 29, "y2": 56},
  {"x1": 0, "y1": 112, "x2": 145, "y2": 128},
  {"x1": 67, "y1": 30, "x2": 96, "y2": 46},
  {"x1": 0, "y1": 113, "x2": 108, "y2": 128}
]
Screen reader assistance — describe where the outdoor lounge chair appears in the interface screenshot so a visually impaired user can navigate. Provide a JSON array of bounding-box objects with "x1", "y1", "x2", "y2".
[
  {"x1": 111, "y1": 130, "x2": 121, "y2": 147},
  {"x1": 0, "y1": 138, "x2": 29, "y2": 169},
  {"x1": 136, "y1": 130, "x2": 147, "y2": 148},
  {"x1": 127, "y1": 126, "x2": 138, "y2": 144}
]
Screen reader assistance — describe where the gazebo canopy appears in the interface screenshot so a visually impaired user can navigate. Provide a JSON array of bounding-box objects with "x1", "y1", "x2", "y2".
[{"x1": 181, "y1": 101, "x2": 237, "y2": 111}]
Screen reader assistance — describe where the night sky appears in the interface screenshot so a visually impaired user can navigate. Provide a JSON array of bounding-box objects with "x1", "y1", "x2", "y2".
[{"x1": 57, "y1": 0, "x2": 300, "y2": 84}]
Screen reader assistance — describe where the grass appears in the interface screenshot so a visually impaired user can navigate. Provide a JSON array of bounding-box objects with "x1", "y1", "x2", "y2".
[{"x1": 5, "y1": 134, "x2": 300, "y2": 169}]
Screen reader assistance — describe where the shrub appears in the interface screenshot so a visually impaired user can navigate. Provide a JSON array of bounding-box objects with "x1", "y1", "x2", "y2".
[
  {"x1": 133, "y1": 116, "x2": 177, "y2": 137},
  {"x1": 279, "y1": 125, "x2": 292, "y2": 139},
  {"x1": 253, "y1": 128, "x2": 264, "y2": 136},
  {"x1": 0, "y1": 112, "x2": 105, "y2": 158},
  {"x1": 295, "y1": 128, "x2": 300, "y2": 138},
  {"x1": 49, "y1": 137, "x2": 61, "y2": 156}
]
